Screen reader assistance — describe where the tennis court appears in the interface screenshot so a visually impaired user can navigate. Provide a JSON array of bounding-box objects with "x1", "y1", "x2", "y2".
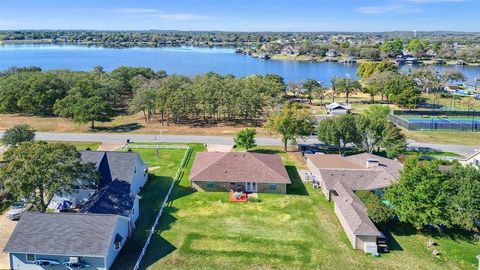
[{"x1": 389, "y1": 112, "x2": 480, "y2": 131}]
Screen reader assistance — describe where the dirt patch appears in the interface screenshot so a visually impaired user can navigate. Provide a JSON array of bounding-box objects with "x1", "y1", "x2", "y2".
[
  {"x1": 0, "y1": 214, "x2": 17, "y2": 269},
  {"x1": 98, "y1": 142, "x2": 126, "y2": 151},
  {"x1": 206, "y1": 144, "x2": 233, "y2": 152}
]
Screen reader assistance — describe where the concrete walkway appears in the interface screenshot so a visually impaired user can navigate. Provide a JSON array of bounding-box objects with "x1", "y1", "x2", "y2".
[{"x1": 0, "y1": 214, "x2": 16, "y2": 270}]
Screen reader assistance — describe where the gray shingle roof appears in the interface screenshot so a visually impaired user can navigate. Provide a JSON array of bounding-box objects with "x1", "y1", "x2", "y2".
[
  {"x1": 81, "y1": 150, "x2": 142, "y2": 185},
  {"x1": 3, "y1": 212, "x2": 121, "y2": 257},
  {"x1": 190, "y1": 152, "x2": 291, "y2": 184},
  {"x1": 332, "y1": 182, "x2": 381, "y2": 236}
]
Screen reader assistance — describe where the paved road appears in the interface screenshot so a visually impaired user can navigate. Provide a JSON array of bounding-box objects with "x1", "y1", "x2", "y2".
[{"x1": 0, "y1": 131, "x2": 478, "y2": 157}]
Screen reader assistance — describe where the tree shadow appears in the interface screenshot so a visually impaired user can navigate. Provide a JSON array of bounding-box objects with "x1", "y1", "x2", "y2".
[
  {"x1": 286, "y1": 165, "x2": 309, "y2": 196},
  {"x1": 250, "y1": 148, "x2": 285, "y2": 155},
  {"x1": 92, "y1": 123, "x2": 144, "y2": 133}
]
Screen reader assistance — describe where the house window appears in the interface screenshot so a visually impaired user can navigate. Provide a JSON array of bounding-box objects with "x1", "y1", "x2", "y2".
[
  {"x1": 268, "y1": 184, "x2": 277, "y2": 191},
  {"x1": 206, "y1": 182, "x2": 215, "y2": 189},
  {"x1": 114, "y1": 242, "x2": 122, "y2": 250},
  {"x1": 26, "y1": 254, "x2": 35, "y2": 262}
]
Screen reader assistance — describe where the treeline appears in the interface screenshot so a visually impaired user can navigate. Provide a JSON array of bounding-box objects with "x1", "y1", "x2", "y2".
[
  {"x1": 0, "y1": 66, "x2": 164, "y2": 127},
  {"x1": 129, "y1": 72, "x2": 286, "y2": 124},
  {"x1": 0, "y1": 66, "x2": 286, "y2": 127}
]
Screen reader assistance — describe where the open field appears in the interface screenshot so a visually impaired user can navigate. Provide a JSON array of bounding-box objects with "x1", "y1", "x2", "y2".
[
  {"x1": 114, "y1": 144, "x2": 478, "y2": 270},
  {"x1": 403, "y1": 129, "x2": 480, "y2": 146}
]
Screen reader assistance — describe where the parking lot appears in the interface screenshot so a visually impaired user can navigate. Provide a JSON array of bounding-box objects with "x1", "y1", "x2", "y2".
[{"x1": 0, "y1": 213, "x2": 16, "y2": 270}]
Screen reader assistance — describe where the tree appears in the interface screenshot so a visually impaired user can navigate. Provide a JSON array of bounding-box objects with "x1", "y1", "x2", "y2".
[
  {"x1": 265, "y1": 103, "x2": 315, "y2": 152},
  {"x1": 2, "y1": 124, "x2": 36, "y2": 146},
  {"x1": 129, "y1": 83, "x2": 157, "y2": 123},
  {"x1": 385, "y1": 157, "x2": 451, "y2": 228},
  {"x1": 234, "y1": 128, "x2": 257, "y2": 151},
  {"x1": 440, "y1": 70, "x2": 466, "y2": 85},
  {"x1": 380, "y1": 39, "x2": 403, "y2": 57},
  {"x1": 331, "y1": 77, "x2": 362, "y2": 104},
  {"x1": 302, "y1": 79, "x2": 321, "y2": 100},
  {"x1": 446, "y1": 165, "x2": 480, "y2": 232},
  {"x1": 0, "y1": 141, "x2": 97, "y2": 211},
  {"x1": 356, "y1": 61, "x2": 398, "y2": 80},
  {"x1": 356, "y1": 191, "x2": 394, "y2": 226},
  {"x1": 380, "y1": 125, "x2": 407, "y2": 158},
  {"x1": 72, "y1": 97, "x2": 113, "y2": 129},
  {"x1": 355, "y1": 105, "x2": 406, "y2": 157},
  {"x1": 311, "y1": 86, "x2": 328, "y2": 106},
  {"x1": 317, "y1": 114, "x2": 359, "y2": 155}
]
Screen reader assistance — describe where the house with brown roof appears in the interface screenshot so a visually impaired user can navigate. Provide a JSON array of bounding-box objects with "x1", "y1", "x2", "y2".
[
  {"x1": 306, "y1": 153, "x2": 402, "y2": 253},
  {"x1": 189, "y1": 152, "x2": 291, "y2": 194}
]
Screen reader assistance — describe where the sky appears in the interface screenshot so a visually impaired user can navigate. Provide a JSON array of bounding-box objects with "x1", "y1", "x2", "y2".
[{"x1": 0, "y1": 0, "x2": 479, "y2": 32}]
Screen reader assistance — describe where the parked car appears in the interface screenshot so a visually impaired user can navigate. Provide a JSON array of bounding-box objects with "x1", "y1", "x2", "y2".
[
  {"x1": 33, "y1": 260, "x2": 60, "y2": 266},
  {"x1": 63, "y1": 261, "x2": 91, "y2": 268},
  {"x1": 6, "y1": 201, "x2": 32, "y2": 220}
]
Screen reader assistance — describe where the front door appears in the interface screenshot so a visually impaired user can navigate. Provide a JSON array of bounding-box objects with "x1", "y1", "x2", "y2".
[{"x1": 246, "y1": 182, "x2": 257, "y2": 192}]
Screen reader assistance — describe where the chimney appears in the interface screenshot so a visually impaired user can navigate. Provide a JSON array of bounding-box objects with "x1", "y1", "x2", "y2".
[{"x1": 366, "y1": 159, "x2": 380, "y2": 168}]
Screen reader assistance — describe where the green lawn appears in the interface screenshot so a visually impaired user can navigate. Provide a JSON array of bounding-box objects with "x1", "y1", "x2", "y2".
[{"x1": 113, "y1": 145, "x2": 479, "y2": 270}]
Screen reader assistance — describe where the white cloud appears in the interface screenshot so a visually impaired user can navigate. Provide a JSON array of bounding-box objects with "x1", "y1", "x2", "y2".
[
  {"x1": 111, "y1": 8, "x2": 159, "y2": 14},
  {"x1": 356, "y1": 5, "x2": 421, "y2": 14}
]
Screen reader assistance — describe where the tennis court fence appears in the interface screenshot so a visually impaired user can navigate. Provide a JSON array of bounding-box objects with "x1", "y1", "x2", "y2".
[{"x1": 389, "y1": 110, "x2": 480, "y2": 131}]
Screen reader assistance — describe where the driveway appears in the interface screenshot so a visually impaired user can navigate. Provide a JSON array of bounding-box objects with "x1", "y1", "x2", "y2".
[{"x1": 0, "y1": 213, "x2": 16, "y2": 270}]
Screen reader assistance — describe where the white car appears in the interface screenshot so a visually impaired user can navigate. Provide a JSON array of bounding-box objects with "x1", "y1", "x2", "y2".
[{"x1": 6, "y1": 201, "x2": 32, "y2": 220}]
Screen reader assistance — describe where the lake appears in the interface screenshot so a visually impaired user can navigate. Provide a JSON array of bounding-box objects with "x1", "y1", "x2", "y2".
[{"x1": 1, "y1": 44, "x2": 479, "y2": 84}]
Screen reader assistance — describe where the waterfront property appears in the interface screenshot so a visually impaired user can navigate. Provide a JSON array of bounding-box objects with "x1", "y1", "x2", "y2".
[
  {"x1": 47, "y1": 150, "x2": 148, "y2": 212},
  {"x1": 189, "y1": 152, "x2": 291, "y2": 193},
  {"x1": 306, "y1": 153, "x2": 402, "y2": 252},
  {"x1": 3, "y1": 212, "x2": 129, "y2": 270}
]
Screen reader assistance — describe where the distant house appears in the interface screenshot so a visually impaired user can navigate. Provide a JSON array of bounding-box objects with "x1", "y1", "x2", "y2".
[
  {"x1": 3, "y1": 212, "x2": 129, "y2": 270},
  {"x1": 281, "y1": 45, "x2": 300, "y2": 55},
  {"x1": 189, "y1": 152, "x2": 291, "y2": 194},
  {"x1": 460, "y1": 151, "x2": 480, "y2": 168},
  {"x1": 47, "y1": 150, "x2": 148, "y2": 211},
  {"x1": 306, "y1": 153, "x2": 402, "y2": 253},
  {"x1": 325, "y1": 102, "x2": 351, "y2": 115},
  {"x1": 326, "y1": 49, "x2": 338, "y2": 57},
  {"x1": 425, "y1": 49, "x2": 437, "y2": 58}
]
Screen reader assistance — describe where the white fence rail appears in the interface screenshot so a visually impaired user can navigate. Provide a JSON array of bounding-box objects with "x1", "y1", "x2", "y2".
[
  {"x1": 132, "y1": 146, "x2": 191, "y2": 270},
  {"x1": 127, "y1": 144, "x2": 190, "y2": 150}
]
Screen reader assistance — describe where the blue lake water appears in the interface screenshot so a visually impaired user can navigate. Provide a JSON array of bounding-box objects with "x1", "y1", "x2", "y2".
[{"x1": 1, "y1": 44, "x2": 479, "y2": 84}]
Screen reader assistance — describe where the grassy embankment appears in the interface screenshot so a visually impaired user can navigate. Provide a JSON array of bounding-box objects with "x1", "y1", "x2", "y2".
[{"x1": 111, "y1": 144, "x2": 478, "y2": 270}]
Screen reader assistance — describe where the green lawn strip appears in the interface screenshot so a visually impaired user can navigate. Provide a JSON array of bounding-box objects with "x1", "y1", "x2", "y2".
[
  {"x1": 404, "y1": 150, "x2": 461, "y2": 157},
  {"x1": 111, "y1": 147, "x2": 188, "y2": 270}
]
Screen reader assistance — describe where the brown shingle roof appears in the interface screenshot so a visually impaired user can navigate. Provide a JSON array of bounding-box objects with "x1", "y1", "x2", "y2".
[
  {"x1": 189, "y1": 152, "x2": 291, "y2": 184},
  {"x1": 306, "y1": 154, "x2": 363, "y2": 169},
  {"x1": 308, "y1": 153, "x2": 402, "y2": 191}
]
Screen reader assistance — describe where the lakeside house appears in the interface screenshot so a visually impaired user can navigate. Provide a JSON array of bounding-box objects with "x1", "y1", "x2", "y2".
[
  {"x1": 325, "y1": 102, "x2": 351, "y2": 115},
  {"x1": 189, "y1": 152, "x2": 291, "y2": 194},
  {"x1": 4, "y1": 150, "x2": 149, "y2": 269},
  {"x1": 326, "y1": 49, "x2": 339, "y2": 57},
  {"x1": 48, "y1": 150, "x2": 148, "y2": 211},
  {"x1": 306, "y1": 153, "x2": 402, "y2": 253},
  {"x1": 4, "y1": 212, "x2": 129, "y2": 270},
  {"x1": 281, "y1": 45, "x2": 300, "y2": 56}
]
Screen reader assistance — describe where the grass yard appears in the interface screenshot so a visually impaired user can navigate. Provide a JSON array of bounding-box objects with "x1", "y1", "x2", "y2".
[
  {"x1": 403, "y1": 129, "x2": 480, "y2": 146},
  {"x1": 117, "y1": 144, "x2": 478, "y2": 270},
  {"x1": 49, "y1": 141, "x2": 101, "y2": 151}
]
